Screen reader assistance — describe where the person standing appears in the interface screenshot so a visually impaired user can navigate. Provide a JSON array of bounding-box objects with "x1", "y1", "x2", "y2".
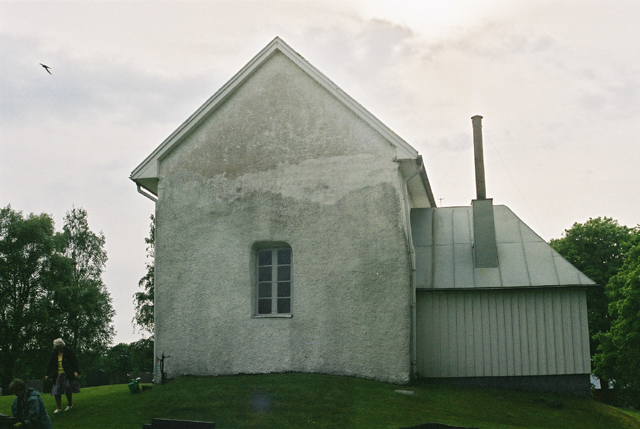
[
  {"x1": 10, "y1": 379, "x2": 54, "y2": 429},
  {"x1": 45, "y1": 338, "x2": 80, "y2": 413}
]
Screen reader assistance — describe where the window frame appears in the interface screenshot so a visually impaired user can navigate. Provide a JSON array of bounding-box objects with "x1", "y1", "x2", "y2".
[{"x1": 254, "y1": 246, "x2": 293, "y2": 317}]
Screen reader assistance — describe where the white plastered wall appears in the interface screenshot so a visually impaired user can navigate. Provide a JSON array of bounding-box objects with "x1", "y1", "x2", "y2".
[{"x1": 153, "y1": 52, "x2": 412, "y2": 383}]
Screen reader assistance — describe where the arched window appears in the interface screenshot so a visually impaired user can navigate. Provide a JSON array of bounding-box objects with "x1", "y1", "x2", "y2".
[{"x1": 256, "y1": 246, "x2": 292, "y2": 315}]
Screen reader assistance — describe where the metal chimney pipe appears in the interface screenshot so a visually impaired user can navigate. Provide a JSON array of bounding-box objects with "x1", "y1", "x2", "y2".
[{"x1": 471, "y1": 115, "x2": 486, "y2": 200}]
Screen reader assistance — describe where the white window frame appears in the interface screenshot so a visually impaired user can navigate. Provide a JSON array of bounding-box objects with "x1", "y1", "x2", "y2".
[{"x1": 255, "y1": 247, "x2": 292, "y2": 316}]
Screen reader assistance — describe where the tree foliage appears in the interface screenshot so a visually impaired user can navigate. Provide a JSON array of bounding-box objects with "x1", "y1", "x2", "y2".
[
  {"x1": 551, "y1": 216, "x2": 640, "y2": 404},
  {"x1": 593, "y1": 230, "x2": 640, "y2": 406},
  {"x1": 133, "y1": 214, "x2": 154, "y2": 335},
  {"x1": 56, "y1": 207, "x2": 115, "y2": 363},
  {"x1": 549, "y1": 217, "x2": 635, "y2": 358},
  {"x1": 0, "y1": 206, "x2": 59, "y2": 385},
  {"x1": 0, "y1": 205, "x2": 114, "y2": 386},
  {"x1": 100, "y1": 338, "x2": 154, "y2": 374}
]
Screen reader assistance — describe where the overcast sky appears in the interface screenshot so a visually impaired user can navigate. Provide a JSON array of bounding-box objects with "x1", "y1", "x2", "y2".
[{"x1": 2, "y1": 0, "x2": 638, "y2": 345}]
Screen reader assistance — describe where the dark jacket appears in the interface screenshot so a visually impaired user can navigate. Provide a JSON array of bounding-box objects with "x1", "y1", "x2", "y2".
[
  {"x1": 12, "y1": 388, "x2": 54, "y2": 429},
  {"x1": 47, "y1": 347, "x2": 79, "y2": 381}
]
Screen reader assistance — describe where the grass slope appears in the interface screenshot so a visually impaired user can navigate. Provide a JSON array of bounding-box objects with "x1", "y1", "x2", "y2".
[{"x1": 1, "y1": 374, "x2": 639, "y2": 429}]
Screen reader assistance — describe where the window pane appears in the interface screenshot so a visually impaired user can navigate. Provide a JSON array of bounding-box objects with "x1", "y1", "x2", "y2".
[
  {"x1": 277, "y1": 298, "x2": 291, "y2": 314},
  {"x1": 258, "y1": 266, "x2": 272, "y2": 282},
  {"x1": 258, "y1": 299, "x2": 272, "y2": 314},
  {"x1": 255, "y1": 246, "x2": 292, "y2": 316},
  {"x1": 258, "y1": 250, "x2": 272, "y2": 266},
  {"x1": 278, "y1": 249, "x2": 291, "y2": 265},
  {"x1": 258, "y1": 283, "x2": 272, "y2": 298},
  {"x1": 277, "y1": 265, "x2": 291, "y2": 281},
  {"x1": 277, "y1": 282, "x2": 290, "y2": 297}
]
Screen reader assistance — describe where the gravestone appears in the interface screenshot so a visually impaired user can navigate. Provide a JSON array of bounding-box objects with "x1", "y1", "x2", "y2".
[
  {"x1": 142, "y1": 418, "x2": 215, "y2": 429},
  {"x1": 26, "y1": 380, "x2": 43, "y2": 392},
  {"x1": 0, "y1": 413, "x2": 19, "y2": 428},
  {"x1": 400, "y1": 424, "x2": 479, "y2": 429}
]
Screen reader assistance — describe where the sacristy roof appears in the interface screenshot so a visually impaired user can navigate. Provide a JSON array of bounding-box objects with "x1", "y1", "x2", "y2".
[
  {"x1": 130, "y1": 37, "x2": 422, "y2": 196},
  {"x1": 411, "y1": 205, "x2": 597, "y2": 290}
]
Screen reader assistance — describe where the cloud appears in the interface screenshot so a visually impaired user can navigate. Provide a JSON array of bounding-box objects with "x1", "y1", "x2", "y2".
[
  {"x1": 2, "y1": 1, "x2": 638, "y2": 344},
  {"x1": 577, "y1": 66, "x2": 640, "y2": 120},
  {"x1": 0, "y1": 32, "x2": 223, "y2": 128}
]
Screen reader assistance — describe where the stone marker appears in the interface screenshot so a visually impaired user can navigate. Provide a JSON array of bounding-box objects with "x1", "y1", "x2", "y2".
[{"x1": 400, "y1": 424, "x2": 480, "y2": 429}]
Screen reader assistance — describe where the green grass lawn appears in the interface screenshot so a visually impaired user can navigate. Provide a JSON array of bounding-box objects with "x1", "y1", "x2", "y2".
[
  {"x1": 621, "y1": 408, "x2": 640, "y2": 422},
  {"x1": 1, "y1": 374, "x2": 639, "y2": 429}
]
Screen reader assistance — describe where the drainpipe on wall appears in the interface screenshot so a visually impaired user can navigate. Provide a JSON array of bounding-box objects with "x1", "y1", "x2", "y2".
[
  {"x1": 136, "y1": 182, "x2": 159, "y2": 381},
  {"x1": 401, "y1": 162, "x2": 423, "y2": 380}
]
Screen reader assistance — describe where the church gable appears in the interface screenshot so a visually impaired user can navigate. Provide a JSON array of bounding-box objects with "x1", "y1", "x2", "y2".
[
  {"x1": 131, "y1": 37, "x2": 420, "y2": 195},
  {"x1": 136, "y1": 38, "x2": 419, "y2": 385},
  {"x1": 160, "y1": 50, "x2": 396, "y2": 181}
]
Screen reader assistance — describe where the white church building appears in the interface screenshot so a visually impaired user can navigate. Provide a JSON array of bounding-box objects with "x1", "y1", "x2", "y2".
[{"x1": 131, "y1": 38, "x2": 595, "y2": 396}]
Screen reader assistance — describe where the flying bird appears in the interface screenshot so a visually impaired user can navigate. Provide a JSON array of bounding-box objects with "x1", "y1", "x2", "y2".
[{"x1": 40, "y1": 63, "x2": 52, "y2": 74}]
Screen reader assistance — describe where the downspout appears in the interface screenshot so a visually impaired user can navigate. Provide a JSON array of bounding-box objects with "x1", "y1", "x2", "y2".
[
  {"x1": 137, "y1": 184, "x2": 158, "y2": 203},
  {"x1": 401, "y1": 165, "x2": 422, "y2": 380},
  {"x1": 136, "y1": 182, "x2": 159, "y2": 381}
]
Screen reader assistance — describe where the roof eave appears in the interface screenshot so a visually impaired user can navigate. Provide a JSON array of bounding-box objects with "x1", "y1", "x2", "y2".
[{"x1": 399, "y1": 157, "x2": 437, "y2": 208}]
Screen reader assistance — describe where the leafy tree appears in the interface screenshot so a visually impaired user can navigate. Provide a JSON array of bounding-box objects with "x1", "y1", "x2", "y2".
[
  {"x1": 51, "y1": 207, "x2": 115, "y2": 366},
  {"x1": 133, "y1": 214, "x2": 154, "y2": 335},
  {"x1": 0, "y1": 205, "x2": 115, "y2": 386},
  {"x1": 550, "y1": 217, "x2": 635, "y2": 359},
  {"x1": 593, "y1": 229, "x2": 640, "y2": 406},
  {"x1": 128, "y1": 337, "x2": 154, "y2": 372},
  {"x1": 0, "y1": 206, "x2": 59, "y2": 385},
  {"x1": 101, "y1": 343, "x2": 132, "y2": 373},
  {"x1": 99, "y1": 338, "x2": 154, "y2": 374}
]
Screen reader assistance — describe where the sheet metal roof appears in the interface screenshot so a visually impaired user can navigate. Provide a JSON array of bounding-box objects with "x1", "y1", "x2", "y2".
[{"x1": 411, "y1": 205, "x2": 596, "y2": 290}]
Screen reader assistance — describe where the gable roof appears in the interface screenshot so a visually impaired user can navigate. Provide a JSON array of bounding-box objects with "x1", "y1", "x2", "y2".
[
  {"x1": 411, "y1": 205, "x2": 596, "y2": 289},
  {"x1": 131, "y1": 37, "x2": 421, "y2": 195}
]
